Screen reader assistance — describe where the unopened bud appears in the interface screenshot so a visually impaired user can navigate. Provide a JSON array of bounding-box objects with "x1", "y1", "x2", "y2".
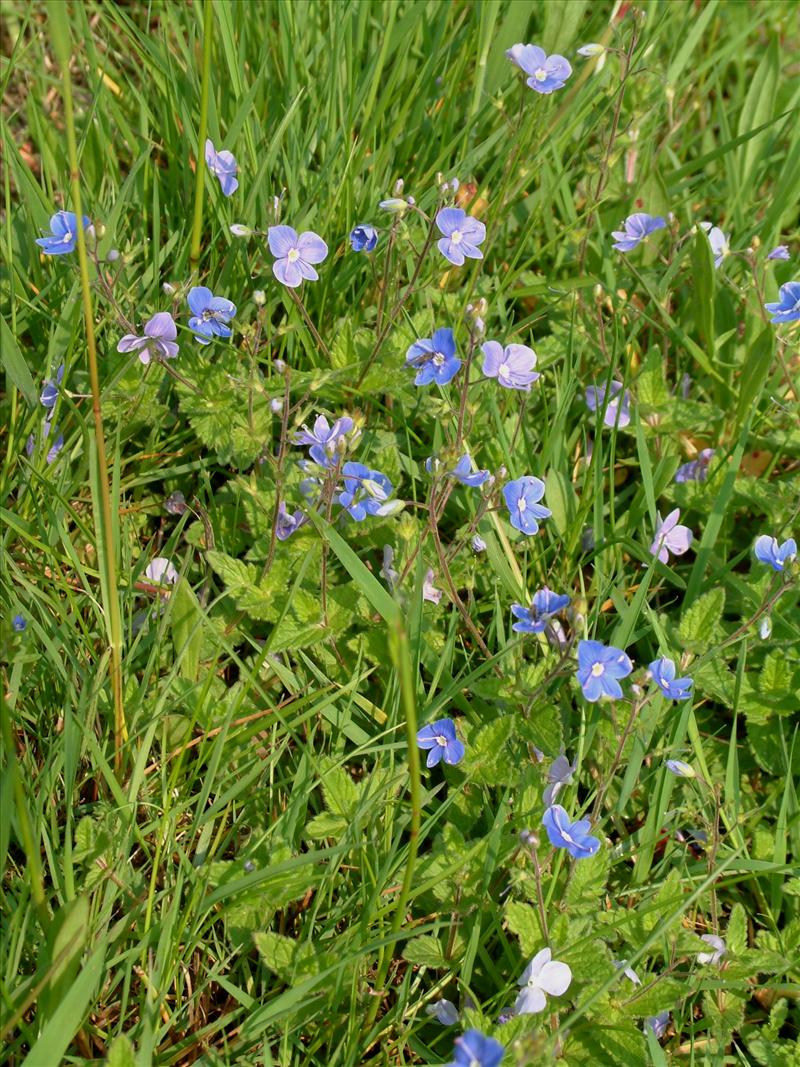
[
  {"x1": 253, "y1": 289, "x2": 266, "y2": 306},
  {"x1": 163, "y1": 282, "x2": 176, "y2": 295},
  {"x1": 106, "y1": 249, "x2": 120, "y2": 262},
  {"x1": 270, "y1": 398, "x2": 283, "y2": 414},
  {"x1": 393, "y1": 178, "x2": 404, "y2": 195},
  {"x1": 230, "y1": 223, "x2": 252, "y2": 237},
  {"x1": 91, "y1": 222, "x2": 104, "y2": 240},
  {"x1": 274, "y1": 358, "x2": 287, "y2": 374},
  {"x1": 758, "y1": 616, "x2": 772, "y2": 640}
]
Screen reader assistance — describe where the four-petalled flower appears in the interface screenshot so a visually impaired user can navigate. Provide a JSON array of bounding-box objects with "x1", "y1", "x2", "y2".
[
  {"x1": 435, "y1": 207, "x2": 485, "y2": 266},
  {"x1": 204, "y1": 139, "x2": 238, "y2": 197},
  {"x1": 649, "y1": 657, "x2": 693, "y2": 701},
  {"x1": 416, "y1": 718, "x2": 465, "y2": 768},
  {"x1": 753, "y1": 534, "x2": 797, "y2": 571},
  {"x1": 511, "y1": 587, "x2": 570, "y2": 634},
  {"x1": 268, "y1": 226, "x2": 329, "y2": 288},
  {"x1": 611, "y1": 213, "x2": 666, "y2": 252},
  {"x1": 187, "y1": 287, "x2": 236, "y2": 345},
  {"x1": 514, "y1": 948, "x2": 572, "y2": 1014},
  {"x1": 406, "y1": 327, "x2": 461, "y2": 385},
  {"x1": 481, "y1": 341, "x2": 540, "y2": 391},
  {"x1": 542, "y1": 804, "x2": 601, "y2": 859},
  {"x1": 585, "y1": 381, "x2": 631, "y2": 428},
  {"x1": 576, "y1": 639, "x2": 633, "y2": 702},
  {"x1": 503, "y1": 476, "x2": 551, "y2": 536},
  {"x1": 118, "y1": 312, "x2": 180, "y2": 363},
  {"x1": 36, "y1": 211, "x2": 91, "y2": 255},
  {"x1": 650, "y1": 508, "x2": 693, "y2": 564},
  {"x1": 506, "y1": 44, "x2": 572, "y2": 93},
  {"x1": 764, "y1": 282, "x2": 800, "y2": 324},
  {"x1": 447, "y1": 1030, "x2": 504, "y2": 1067}
]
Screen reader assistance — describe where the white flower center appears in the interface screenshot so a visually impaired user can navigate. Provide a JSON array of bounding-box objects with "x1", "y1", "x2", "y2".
[
  {"x1": 450, "y1": 230, "x2": 463, "y2": 245},
  {"x1": 591, "y1": 662, "x2": 605, "y2": 677},
  {"x1": 498, "y1": 363, "x2": 511, "y2": 381},
  {"x1": 287, "y1": 248, "x2": 300, "y2": 263},
  {"x1": 534, "y1": 67, "x2": 548, "y2": 81},
  {"x1": 518, "y1": 497, "x2": 527, "y2": 512},
  {"x1": 436, "y1": 736, "x2": 447, "y2": 747},
  {"x1": 432, "y1": 352, "x2": 445, "y2": 366}
]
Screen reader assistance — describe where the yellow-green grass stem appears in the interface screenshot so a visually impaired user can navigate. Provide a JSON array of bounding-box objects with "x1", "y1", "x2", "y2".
[{"x1": 189, "y1": 0, "x2": 214, "y2": 270}]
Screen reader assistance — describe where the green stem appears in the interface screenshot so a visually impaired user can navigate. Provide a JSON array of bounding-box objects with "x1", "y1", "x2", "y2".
[
  {"x1": 364, "y1": 618, "x2": 421, "y2": 1033},
  {"x1": 189, "y1": 0, "x2": 214, "y2": 270},
  {"x1": 47, "y1": 1, "x2": 126, "y2": 772}
]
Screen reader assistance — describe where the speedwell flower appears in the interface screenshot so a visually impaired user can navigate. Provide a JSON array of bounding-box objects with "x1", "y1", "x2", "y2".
[
  {"x1": 614, "y1": 960, "x2": 642, "y2": 986},
  {"x1": 503, "y1": 476, "x2": 551, "y2": 536},
  {"x1": 764, "y1": 281, "x2": 800, "y2": 324},
  {"x1": 665, "y1": 759, "x2": 695, "y2": 778},
  {"x1": 696, "y1": 934, "x2": 726, "y2": 965},
  {"x1": 416, "y1": 718, "x2": 465, "y2": 768},
  {"x1": 754, "y1": 534, "x2": 797, "y2": 571},
  {"x1": 447, "y1": 1030, "x2": 504, "y2": 1067},
  {"x1": 650, "y1": 508, "x2": 692, "y2": 564},
  {"x1": 481, "y1": 341, "x2": 540, "y2": 391},
  {"x1": 699, "y1": 222, "x2": 730, "y2": 269},
  {"x1": 405, "y1": 327, "x2": 461, "y2": 386},
  {"x1": 350, "y1": 224, "x2": 377, "y2": 252},
  {"x1": 585, "y1": 381, "x2": 631, "y2": 428},
  {"x1": 118, "y1": 312, "x2": 180, "y2": 363},
  {"x1": 267, "y1": 226, "x2": 328, "y2": 287},
  {"x1": 40, "y1": 365, "x2": 64, "y2": 411},
  {"x1": 649, "y1": 657, "x2": 693, "y2": 701},
  {"x1": 576, "y1": 639, "x2": 633, "y2": 702},
  {"x1": 543, "y1": 754, "x2": 576, "y2": 806},
  {"x1": 35, "y1": 211, "x2": 91, "y2": 255},
  {"x1": 541, "y1": 805, "x2": 601, "y2": 859},
  {"x1": 611, "y1": 212, "x2": 666, "y2": 252},
  {"x1": 506, "y1": 43, "x2": 572, "y2": 93},
  {"x1": 426, "y1": 999, "x2": 459, "y2": 1025},
  {"x1": 13, "y1": 614, "x2": 27, "y2": 632},
  {"x1": 448, "y1": 454, "x2": 490, "y2": 487},
  {"x1": 675, "y1": 448, "x2": 714, "y2": 484},
  {"x1": 767, "y1": 245, "x2": 789, "y2": 261},
  {"x1": 144, "y1": 557, "x2": 178, "y2": 587},
  {"x1": 514, "y1": 948, "x2": 572, "y2": 1014},
  {"x1": 337, "y1": 461, "x2": 394, "y2": 521},
  {"x1": 645, "y1": 1011, "x2": 670, "y2": 1038},
  {"x1": 204, "y1": 139, "x2": 238, "y2": 197},
  {"x1": 511, "y1": 587, "x2": 570, "y2": 634},
  {"x1": 187, "y1": 288, "x2": 236, "y2": 345},
  {"x1": 293, "y1": 414, "x2": 355, "y2": 468},
  {"x1": 423, "y1": 569, "x2": 442, "y2": 605},
  {"x1": 26, "y1": 421, "x2": 63, "y2": 464},
  {"x1": 275, "y1": 502, "x2": 306, "y2": 541},
  {"x1": 435, "y1": 207, "x2": 485, "y2": 266}
]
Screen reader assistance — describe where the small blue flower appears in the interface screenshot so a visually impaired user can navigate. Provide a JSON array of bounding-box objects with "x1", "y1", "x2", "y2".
[
  {"x1": 764, "y1": 282, "x2": 800, "y2": 324},
  {"x1": 649, "y1": 657, "x2": 693, "y2": 701},
  {"x1": 611, "y1": 213, "x2": 666, "y2": 252},
  {"x1": 187, "y1": 287, "x2": 236, "y2": 345},
  {"x1": 665, "y1": 759, "x2": 695, "y2": 778},
  {"x1": 481, "y1": 341, "x2": 540, "y2": 391},
  {"x1": 699, "y1": 222, "x2": 730, "y2": 269},
  {"x1": 293, "y1": 414, "x2": 355, "y2": 468},
  {"x1": 576, "y1": 639, "x2": 633, "y2": 702},
  {"x1": 35, "y1": 211, "x2": 91, "y2": 255},
  {"x1": 585, "y1": 381, "x2": 631, "y2": 428},
  {"x1": 767, "y1": 245, "x2": 789, "y2": 261},
  {"x1": 337, "y1": 461, "x2": 394, "y2": 521},
  {"x1": 650, "y1": 509, "x2": 693, "y2": 564},
  {"x1": 268, "y1": 226, "x2": 329, "y2": 288},
  {"x1": 447, "y1": 1029, "x2": 504, "y2": 1067},
  {"x1": 448, "y1": 454, "x2": 490, "y2": 487},
  {"x1": 275, "y1": 502, "x2": 306, "y2": 541},
  {"x1": 541, "y1": 804, "x2": 600, "y2": 859},
  {"x1": 754, "y1": 534, "x2": 797, "y2": 571},
  {"x1": 350, "y1": 224, "x2": 378, "y2": 253},
  {"x1": 472, "y1": 535, "x2": 487, "y2": 553},
  {"x1": 675, "y1": 448, "x2": 714, "y2": 484},
  {"x1": 506, "y1": 43, "x2": 572, "y2": 93},
  {"x1": 543, "y1": 754, "x2": 575, "y2": 806},
  {"x1": 26, "y1": 421, "x2": 64, "y2": 464},
  {"x1": 205, "y1": 139, "x2": 238, "y2": 197},
  {"x1": 118, "y1": 312, "x2": 179, "y2": 363},
  {"x1": 40, "y1": 365, "x2": 64, "y2": 411},
  {"x1": 405, "y1": 327, "x2": 461, "y2": 386},
  {"x1": 503, "y1": 476, "x2": 550, "y2": 536},
  {"x1": 12, "y1": 614, "x2": 27, "y2": 632},
  {"x1": 511, "y1": 587, "x2": 570, "y2": 633},
  {"x1": 416, "y1": 718, "x2": 465, "y2": 768},
  {"x1": 435, "y1": 208, "x2": 485, "y2": 266},
  {"x1": 644, "y1": 1011, "x2": 670, "y2": 1038}
]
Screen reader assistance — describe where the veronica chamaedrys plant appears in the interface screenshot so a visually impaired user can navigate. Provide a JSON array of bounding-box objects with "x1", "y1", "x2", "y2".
[
  {"x1": 349, "y1": 224, "x2": 377, "y2": 252},
  {"x1": 144, "y1": 557, "x2": 178, "y2": 587},
  {"x1": 422, "y1": 569, "x2": 442, "y2": 605},
  {"x1": 699, "y1": 221, "x2": 730, "y2": 268},
  {"x1": 503, "y1": 476, "x2": 551, "y2": 535},
  {"x1": 293, "y1": 414, "x2": 355, "y2": 468},
  {"x1": 445, "y1": 454, "x2": 490, "y2": 487},
  {"x1": 543, "y1": 754, "x2": 575, "y2": 806},
  {"x1": 267, "y1": 226, "x2": 328, "y2": 287},
  {"x1": 117, "y1": 312, "x2": 179, "y2": 364},
  {"x1": 40, "y1": 365, "x2": 64, "y2": 411},
  {"x1": 506, "y1": 43, "x2": 572, "y2": 93},
  {"x1": 416, "y1": 718, "x2": 464, "y2": 767},
  {"x1": 481, "y1": 341, "x2": 539, "y2": 390},
  {"x1": 405, "y1": 327, "x2": 461, "y2": 385},
  {"x1": 614, "y1": 960, "x2": 642, "y2": 986},
  {"x1": 753, "y1": 534, "x2": 797, "y2": 571},
  {"x1": 514, "y1": 948, "x2": 572, "y2": 1014},
  {"x1": 649, "y1": 657, "x2": 693, "y2": 701},
  {"x1": 767, "y1": 244, "x2": 789, "y2": 261},
  {"x1": 611, "y1": 212, "x2": 666, "y2": 252},
  {"x1": 675, "y1": 448, "x2": 714, "y2": 483},
  {"x1": 435, "y1": 207, "x2": 485, "y2": 266},
  {"x1": 446, "y1": 1030, "x2": 504, "y2": 1067},
  {"x1": 541, "y1": 804, "x2": 601, "y2": 858},
  {"x1": 650, "y1": 509, "x2": 693, "y2": 564},
  {"x1": 425, "y1": 998, "x2": 459, "y2": 1025},
  {"x1": 26, "y1": 422, "x2": 64, "y2": 465},
  {"x1": 275, "y1": 502, "x2": 306, "y2": 541},
  {"x1": 336, "y1": 461, "x2": 394, "y2": 521},
  {"x1": 576, "y1": 639, "x2": 633, "y2": 702},
  {"x1": 764, "y1": 281, "x2": 800, "y2": 324},
  {"x1": 511, "y1": 587, "x2": 570, "y2": 634},
  {"x1": 187, "y1": 287, "x2": 236, "y2": 345},
  {"x1": 35, "y1": 210, "x2": 91, "y2": 255},
  {"x1": 204, "y1": 139, "x2": 238, "y2": 196},
  {"x1": 585, "y1": 381, "x2": 631, "y2": 427},
  {"x1": 645, "y1": 1011, "x2": 670, "y2": 1038}
]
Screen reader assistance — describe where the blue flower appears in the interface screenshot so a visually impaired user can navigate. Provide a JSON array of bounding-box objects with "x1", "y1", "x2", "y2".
[
  {"x1": 503, "y1": 476, "x2": 550, "y2": 536},
  {"x1": 448, "y1": 454, "x2": 490, "y2": 487},
  {"x1": 26, "y1": 421, "x2": 64, "y2": 464},
  {"x1": 187, "y1": 287, "x2": 236, "y2": 345},
  {"x1": 543, "y1": 754, "x2": 576, "y2": 806},
  {"x1": 764, "y1": 282, "x2": 800, "y2": 324},
  {"x1": 511, "y1": 587, "x2": 570, "y2": 633},
  {"x1": 541, "y1": 804, "x2": 600, "y2": 859},
  {"x1": 118, "y1": 312, "x2": 180, "y2": 363},
  {"x1": 447, "y1": 1030, "x2": 504, "y2": 1067},
  {"x1": 506, "y1": 43, "x2": 572, "y2": 93},
  {"x1": 675, "y1": 448, "x2": 714, "y2": 484},
  {"x1": 293, "y1": 414, "x2": 355, "y2": 468},
  {"x1": 416, "y1": 718, "x2": 465, "y2": 768},
  {"x1": 665, "y1": 759, "x2": 695, "y2": 778},
  {"x1": 405, "y1": 327, "x2": 461, "y2": 386},
  {"x1": 472, "y1": 535, "x2": 487, "y2": 553},
  {"x1": 12, "y1": 614, "x2": 27, "y2": 632},
  {"x1": 435, "y1": 208, "x2": 485, "y2": 266},
  {"x1": 481, "y1": 341, "x2": 540, "y2": 391},
  {"x1": 649, "y1": 657, "x2": 693, "y2": 701},
  {"x1": 40, "y1": 365, "x2": 64, "y2": 411},
  {"x1": 350, "y1": 224, "x2": 378, "y2": 252},
  {"x1": 204, "y1": 139, "x2": 238, "y2": 197},
  {"x1": 699, "y1": 222, "x2": 730, "y2": 269},
  {"x1": 275, "y1": 502, "x2": 306, "y2": 541},
  {"x1": 645, "y1": 1011, "x2": 670, "y2": 1038},
  {"x1": 585, "y1": 381, "x2": 631, "y2": 428},
  {"x1": 650, "y1": 509, "x2": 692, "y2": 564},
  {"x1": 35, "y1": 211, "x2": 91, "y2": 255},
  {"x1": 754, "y1": 534, "x2": 797, "y2": 571},
  {"x1": 767, "y1": 245, "x2": 789, "y2": 261},
  {"x1": 268, "y1": 226, "x2": 328, "y2": 288},
  {"x1": 576, "y1": 639, "x2": 633, "y2": 702},
  {"x1": 337, "y1": 461, "x2": 394, "y2": 521},
  {"x1": 611, "y1": 213, "x2": 666, "y2": 252}
]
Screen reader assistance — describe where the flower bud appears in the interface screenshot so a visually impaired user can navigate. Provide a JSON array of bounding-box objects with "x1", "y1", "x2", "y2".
[
  {"x1": 106, "y1": 249, "x2": 120, "y2": 262},
  {"x1": 230, "y1": 223, "x2": 252, "y2": 237},
  {"x1": 274, "y1": 358, "x2": 287, "y2": 374},
  {"x1": 393, "y1": 178, "x2": 404, "y2": 195},
  {"x1": 163, "y1": 282, "x2": 176, "y2": 295},
  {"x1": 379, "y1": 198, "x2": 409, "y2": 214},
  {"x1": 758, "y1": 616, "x2": 772, "y2": 640},
  {"x1": 270, "y1": 398, "x2": 283, "y2": 414},
  {"x1": 471, "y1": 535, "x2": 487, "y2": 553},
  {"x1": 92, "y1": 222, "x2": 104, "y2": 240},
  {"x1": 253, "y1": 289, "x2": 266, "y2": 306},
  {"x1": 577, "y1": 42, "x2": 606, "y2": 57}
]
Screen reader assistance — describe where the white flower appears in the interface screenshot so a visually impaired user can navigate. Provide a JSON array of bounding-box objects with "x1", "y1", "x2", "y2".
[
  {"x1": 697, "y1": 934, "x2": 726, "y2": 965},
  {"x1": 144, "y1": 557, "x2": 178, "y2": 586},
  {"x1": 614, "y1": 960, "x2": 642, "y2": 985},
  {"x1": 577, "y1": 43, "x2": 605, "y2": 56},
  {"x1": 425, "y1": 998, "x2": 459, "y2": 1025},
  {"x1": 514, "y1": 948, "x2": 572, "y2": 1014}
]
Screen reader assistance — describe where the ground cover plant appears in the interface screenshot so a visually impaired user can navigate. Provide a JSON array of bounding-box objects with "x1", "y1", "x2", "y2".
[{"x1": 1, "y1": 0, "x2": 799, "y2": 1064}]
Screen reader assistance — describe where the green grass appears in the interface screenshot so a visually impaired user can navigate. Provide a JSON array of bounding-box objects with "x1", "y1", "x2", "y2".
[{"x1": 1, "y1": 1, "x2": 799, "y2": 1065}]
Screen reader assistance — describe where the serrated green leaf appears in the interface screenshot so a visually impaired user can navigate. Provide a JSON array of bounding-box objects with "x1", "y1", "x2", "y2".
[{"x1": 678, "y1": 586, "x2": 725, "y2": 652}]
